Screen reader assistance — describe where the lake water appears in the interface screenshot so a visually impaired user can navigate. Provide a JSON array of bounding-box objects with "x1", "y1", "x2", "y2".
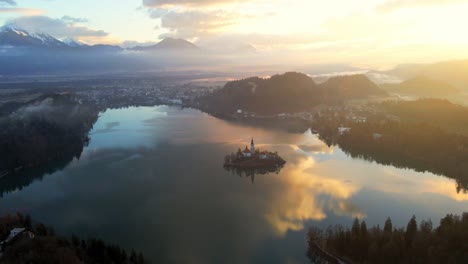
[{"x1": 1, "y1": 106, "x2": 467, "y2": 263}]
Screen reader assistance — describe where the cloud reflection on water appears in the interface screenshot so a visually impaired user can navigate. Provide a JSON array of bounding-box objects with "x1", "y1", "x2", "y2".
[
  {"x1": 263, "y1": 156, "x2": 364, "y2": 236},
  {"x1": 1, "y1": 106, "x2": 467, "y2": 263}
]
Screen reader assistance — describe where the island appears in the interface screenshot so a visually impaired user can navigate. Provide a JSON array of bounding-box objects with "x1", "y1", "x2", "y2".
[{"x1": 224, "y1": 138, "x2": 286, "y2": 169}]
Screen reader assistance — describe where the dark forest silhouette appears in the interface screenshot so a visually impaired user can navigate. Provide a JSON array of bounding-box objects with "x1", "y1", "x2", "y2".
[
  {"x1": 198, "y1": 72, "x2": 386, "y2": 115},
  {"x1": 0, "y1": 93, "x2": 99, "y2": 196},
  {"x1": 314, "y1": 99, "x2": 468, "y2": 192},
  {"x1": 307, "y1": 213, "x2": 468, "y2": 263},
  {"x1": 0, "y1": 213, "x2": 146, "y2": 264}
]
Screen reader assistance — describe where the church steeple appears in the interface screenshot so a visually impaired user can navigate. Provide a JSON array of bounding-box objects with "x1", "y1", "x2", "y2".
[{"x1": 251, "y1": 138, "x2": 255, "y2": 155}]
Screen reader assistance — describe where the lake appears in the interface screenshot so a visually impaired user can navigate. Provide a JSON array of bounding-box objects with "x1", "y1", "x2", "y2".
[{"x1": 1, "y1": 105, "x2": 467, "y2": 263}]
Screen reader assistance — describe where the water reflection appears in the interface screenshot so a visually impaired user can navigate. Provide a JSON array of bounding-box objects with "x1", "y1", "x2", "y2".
[
  {"x1": 263, "y1": 156, "x2": 364, "y2": 236},
  {"x1": 224, "y1": 165, "x2": 284, "y2": 183},
  {"x1": 0, "y1": 106, "x2": 467, "y2": 264}
]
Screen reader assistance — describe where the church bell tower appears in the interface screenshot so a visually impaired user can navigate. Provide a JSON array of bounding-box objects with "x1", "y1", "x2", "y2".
[{"x1": 251, "y1": 138, "x2": 255, "y2": 155}]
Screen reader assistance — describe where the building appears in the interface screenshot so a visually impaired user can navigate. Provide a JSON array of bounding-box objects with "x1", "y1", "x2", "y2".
[
  {"x1": 338, "y1": 127, "x2": 351, "y2": 135},
  {"x1": 242, "y1": 146, "x2": 252, "y2": 157},
  {"x1": 4, "y1": 228, "x2": 26, "y2": 244},
  {"x1": 373, "y1": 133, "x2": 383, "y2": 140},
  {"x1": 259, "y1": 151, "x2": 269, "y2": 160},
  {"x1": 241, "y1": 138, "x2": 256, "y2": 157},
  {"x1": 0, "y1": 227, "x2": 35, "y2": 254},
  {"x1": 251, "y1": 138, "x2": 255, "y2": 155}
]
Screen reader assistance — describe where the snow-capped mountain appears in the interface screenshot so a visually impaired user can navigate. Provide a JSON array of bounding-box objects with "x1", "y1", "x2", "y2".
[
  {"x1": 62, "y1": 37, "x2": 88, "y2": 48},
  {"x1": 0, "y1": 25, "x2": 68, "y2": 48},
  {"x1": 0, "y1": 25, "x2": 198, "y2": 53},
  {"x1": 0, "y1": 25, "x2": 123, "y2": 52}
]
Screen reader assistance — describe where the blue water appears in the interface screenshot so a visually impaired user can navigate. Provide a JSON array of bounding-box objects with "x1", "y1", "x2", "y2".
[{"x1": 1, "y1": 105, "x2": 466, "y2": 263}]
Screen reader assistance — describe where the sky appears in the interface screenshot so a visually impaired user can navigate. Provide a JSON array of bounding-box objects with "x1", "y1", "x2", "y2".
[{"x1": 1, "y1": 0, "x2": 468, "y2": 68}]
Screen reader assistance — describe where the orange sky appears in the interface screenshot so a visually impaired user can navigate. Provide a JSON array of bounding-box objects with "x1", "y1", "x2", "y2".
[{"x1": 1, "y1": 0, "x2": 468, "y2": 68}]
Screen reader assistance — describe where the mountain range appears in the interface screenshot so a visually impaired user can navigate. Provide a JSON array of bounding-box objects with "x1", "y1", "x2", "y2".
[
  {"x1": 0, "y1": 25, "x2": 69, "y2": 48},
  {"x1": 0, "y1": 25, "x2": 199, "y2": 52}
]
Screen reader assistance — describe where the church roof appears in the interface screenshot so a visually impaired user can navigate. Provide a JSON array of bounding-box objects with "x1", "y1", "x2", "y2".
[{"x1": 243, "y1": 146, "x2": 251, "y2": 153}]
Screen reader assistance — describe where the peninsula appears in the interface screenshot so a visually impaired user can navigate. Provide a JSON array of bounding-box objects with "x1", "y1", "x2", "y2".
[{"x1": 224, "y1": 138, "x2": 286, "y2": 169}]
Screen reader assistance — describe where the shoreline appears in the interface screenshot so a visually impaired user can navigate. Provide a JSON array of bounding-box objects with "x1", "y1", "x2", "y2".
[{"x1": 223, "y1": 157, "x2": 286, "y2": 169}]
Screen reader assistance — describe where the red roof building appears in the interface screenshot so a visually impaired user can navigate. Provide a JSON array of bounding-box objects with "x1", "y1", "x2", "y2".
[{"x1": 243, "y1": 146, "x2": 251, "y2": 153}]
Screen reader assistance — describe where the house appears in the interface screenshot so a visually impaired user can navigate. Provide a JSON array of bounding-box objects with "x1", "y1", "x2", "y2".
[
  {"x1": 242, "y1": 146, "x2": 252, "y2": 157},
  {"x1": 1, "y1": 227, "x2": 35, "y2": 255},
  {"x1": 259, "y1": 151, "x2": 269, "y2": 160},
  {"x1": 338, "y1": 127, "x2": 351, "y2": 135},
  {"x1": 4, "y1": 228, "x2": 26, "y2": 244}
]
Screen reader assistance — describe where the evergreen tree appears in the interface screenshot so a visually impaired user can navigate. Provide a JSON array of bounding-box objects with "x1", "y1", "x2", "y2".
[
  {"x1": 420, "y1": 219, "x2": 432, "y2": 234},
  {"x1": 352, "y1": 218, "x2": 360, "y2": 238},
  {"x1": 405, "y1": 215, "x2": 418, "y2": 247},
  {"x1": 384, "y1": 217, "x2": 393, "y2": 234},
  {"x1": 24, "y1": 214, "x2": 32, "y2": 229},
  {"x1": 359, "y1": 221, "x2": 369, "y2": 260}
]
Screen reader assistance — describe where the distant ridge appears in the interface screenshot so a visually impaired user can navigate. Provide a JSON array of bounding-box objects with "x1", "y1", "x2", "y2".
[
  {"x1": 236, "y1": 44, "x2": 257, "y2": 53},
  {"x1": 319, "y1": 74, "x2": 388, "y2": 100},
  {"x1": 131, "y1": 38, "x2": 199, "y2": 51},
  {"x1": 198, "y1": 72, "x2": 386, "y2": 114},
  {"x1": 385, "y1": 60, "x2": 468, "y2": 91},
  {"x1": 382, "y1": 76, "x2": 460, "y2": 97}
]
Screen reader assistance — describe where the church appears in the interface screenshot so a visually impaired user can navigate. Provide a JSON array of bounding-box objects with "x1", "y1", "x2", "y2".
[
  {"x1": 224, "y1": 138, "x2": 285, "y2": 168},
  {"x1": 242, "y1": 138, "x2": 256, "y2": 157}
]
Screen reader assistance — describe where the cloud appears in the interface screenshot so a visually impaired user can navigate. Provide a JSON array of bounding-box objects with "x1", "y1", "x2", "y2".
[
  {"x1": 0, "y1": 8, "x2": 44, "y2": 15},
  {"x1": 61, "y1": 15, "x2": 89, "y2": 24},
  {"x1": 264, "y1": 156, "x2": 363, "y2": 235},
  {"x1": 378, "y1": 0, "x2": 467, "y2": 11},
  {"x1": 143, "y1": 0, "x2": 269, "y2": 39},
  {"x1": 0, "y1": 0, "x2": 16, "y2": 6},
  {"x1": 147, "y1": 8, "x2": 270, "y2": 40},
  {"x1": 143, "y1": 0, "x2": 249, "y2": 8},
  {"x1": 7, "y1": 16, "x2": 108, "y2": 39},
  {"x1": 157, "y1": 10, "x2": 236, "y2": 38}
]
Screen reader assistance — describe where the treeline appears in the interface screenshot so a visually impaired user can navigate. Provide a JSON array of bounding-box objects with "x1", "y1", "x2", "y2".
[
  {"x1": 379, "y1": 99, "x2": 468, "y2": 135},
  {"x1": 0, "y1": 213, "x2": 146, "y2": 264},
  {"x1": 338, "y1": 121, "x2": 468, "y2": 192},
  {"x1": 0, "y1": 93, "x2": 99, "y2": 174},
  {"x1": 307, "y1": 213, "x2": 468, "y2": 264},
  {"x1": 0, "y1": 153, "x2": 82, "y2": 197},
  {"x1": 199, "y1": 72, "x2": 320, "y2": 114},
  {"x1": 313, "y1": 99, "x2": 468, "y2": 192},
  {"x1": 224, "y1": 163, "x2": 284, "y2": 178}
]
